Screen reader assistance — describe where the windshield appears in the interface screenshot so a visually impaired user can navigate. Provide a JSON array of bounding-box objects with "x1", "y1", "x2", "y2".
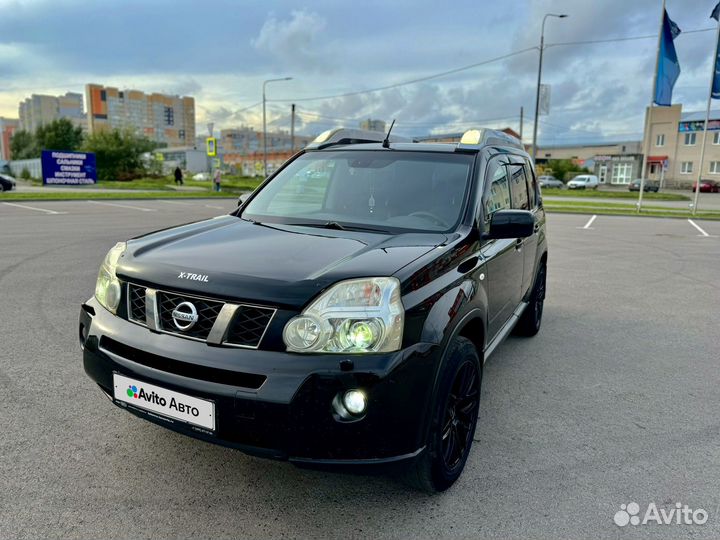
[{"x1": 242, "y1": 151, "x2": 473, "y2": 233}]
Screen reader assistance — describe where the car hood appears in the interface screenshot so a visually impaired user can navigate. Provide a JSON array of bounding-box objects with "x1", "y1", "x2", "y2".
[{"x1": 117, "y1": 215, "x2": 446, "y2": 309}]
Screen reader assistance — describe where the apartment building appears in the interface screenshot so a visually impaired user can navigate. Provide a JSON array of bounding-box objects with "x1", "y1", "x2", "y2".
[
  {"x1": 0, "y1": 117, "x2": 19, "y2": 160},
  {"x1": 360, "y1": 119, "x2": 386, "y2": 132},
  {"x1": 220, "y1": 126, "x2": 313, "y2": 155},
  {"x1": 18, "y1": 92, "x2": 85, "y2": 133},
  {"x1": 86, "y1": 84, "x2": 195, "y2": 147},
  {"x1": 643, "y1": 104, "x2": 720, "y2": 187}
]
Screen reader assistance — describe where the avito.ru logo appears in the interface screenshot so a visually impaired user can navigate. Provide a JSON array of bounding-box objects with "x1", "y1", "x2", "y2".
[
  {"x1": 614, "y1": 502, "x2": 708, "y2": 527},
  {"x1": 126, "y1": 385, "x2": 138, "y2": 398}
]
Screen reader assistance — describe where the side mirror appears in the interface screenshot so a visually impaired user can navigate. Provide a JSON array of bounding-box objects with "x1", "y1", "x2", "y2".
[
  {"x1": 483, "y1": 209, "x2": 535, "y2": 240},
  {"x1": 238, "y1": 192, "x2": 250, "y2": 206}
]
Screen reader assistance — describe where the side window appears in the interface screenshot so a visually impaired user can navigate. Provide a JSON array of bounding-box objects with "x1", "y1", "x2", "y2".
[
  {"x1": 524, "y1": 160, "x2": 537, "y2": 208},
  {"x1": 508, "y1": 164, "x2": 530, "y2": 210},
  {"x1": 484, "y1": 162, "x2": 511, "y2": 222}
]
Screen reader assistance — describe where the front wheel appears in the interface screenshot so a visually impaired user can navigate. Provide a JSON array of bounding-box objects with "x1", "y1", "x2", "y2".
[
  {"x1": 406, "y1": 337, "x2": 481, "y2": 493},
  {"x1": 514, "y1": 263, "x2": 546, "y2": 337}
]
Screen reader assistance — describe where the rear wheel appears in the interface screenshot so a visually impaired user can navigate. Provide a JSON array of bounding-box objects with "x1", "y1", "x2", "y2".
[
  {"x1": 0, "y1": 183, "x2": 5, "y2": 192},
  {"x1": 406, "y1": 337, "x2": 481, "y2": 493},
  {"x1": 514, "y1": 263, "x2": 546, "y2": 337}
]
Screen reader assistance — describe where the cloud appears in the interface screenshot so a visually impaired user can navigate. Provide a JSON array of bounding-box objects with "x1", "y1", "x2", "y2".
[{"x1": 251, "y1": 10, "x2": 330, "y2": 73}]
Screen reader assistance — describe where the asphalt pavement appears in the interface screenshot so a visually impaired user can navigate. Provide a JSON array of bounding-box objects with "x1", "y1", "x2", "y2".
[{"x1": 1, "y1": 200, "x2": 719, "y2": 539}]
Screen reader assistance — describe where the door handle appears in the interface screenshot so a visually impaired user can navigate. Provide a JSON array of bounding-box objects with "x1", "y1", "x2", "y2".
[
  {"x1": 515, "y1": 238, "x2": 523, "y2": 250},
  {"x1": 534, "y1": 223, "x2": 540, "y2": 233}
]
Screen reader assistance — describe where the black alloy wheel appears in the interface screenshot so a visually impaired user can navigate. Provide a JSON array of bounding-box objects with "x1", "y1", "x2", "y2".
[{"x1": 441, "y1": 360, "x2": 480, "y2": 470}]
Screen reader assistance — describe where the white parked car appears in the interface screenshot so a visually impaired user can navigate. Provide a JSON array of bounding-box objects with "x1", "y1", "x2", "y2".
[
  {"x1": 192, "y1": 172, "x2": 210, "y2": 181},
  {"x1": 567, "y1": 175, "x2": 599, "y2": 190}
]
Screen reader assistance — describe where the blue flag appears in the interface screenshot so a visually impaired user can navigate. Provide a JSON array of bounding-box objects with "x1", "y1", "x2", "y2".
[
  {"x1": 711, "y1": 3, "x2": 720, "y2": 99},
  {"x1": 654, "y1": 10, "x2": 681, "y2": 106}
]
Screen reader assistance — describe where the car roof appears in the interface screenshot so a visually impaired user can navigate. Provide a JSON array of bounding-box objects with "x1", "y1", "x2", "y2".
[{"x1": 305, "y1": 127, "x2": 527, "y2": 155}]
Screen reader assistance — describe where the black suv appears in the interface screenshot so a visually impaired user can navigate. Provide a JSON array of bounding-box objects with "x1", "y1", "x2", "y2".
[{"x1": 80, "y1": 127, "x2": 547, "y2": 492}]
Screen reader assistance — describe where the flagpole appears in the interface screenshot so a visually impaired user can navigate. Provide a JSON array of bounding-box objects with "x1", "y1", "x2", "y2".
[
  {"x1": 692, "y1": 16, "x2": 720, "y2": 215},
  {"x1": 638, "y1": 0, "x2": 666, "y2": 213}
]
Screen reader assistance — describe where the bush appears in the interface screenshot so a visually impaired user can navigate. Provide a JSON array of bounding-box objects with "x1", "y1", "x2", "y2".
[
  {"x1": 82, "y1": 129, "x2": 157, "y2": 181},
  {"x1": 20, "y1": 168, "x2": 31, "y2": 179}
]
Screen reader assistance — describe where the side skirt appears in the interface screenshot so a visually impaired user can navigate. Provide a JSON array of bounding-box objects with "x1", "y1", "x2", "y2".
[{"x1": 483, "y1": 302, "x2": 529, "y2": 362}]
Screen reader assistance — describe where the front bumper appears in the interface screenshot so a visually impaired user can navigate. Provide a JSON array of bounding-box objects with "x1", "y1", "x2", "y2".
[{"x1": 80, "y1": 298, "x2": 438, "y2": 464}]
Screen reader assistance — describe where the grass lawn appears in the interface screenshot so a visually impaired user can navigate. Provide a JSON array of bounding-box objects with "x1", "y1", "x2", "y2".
[
  {"x1": 543, "y1": 201, "x2": 720, "y2": 220},
  {"x1": 0, "y1": 191, "x2": 240, "y2": 201},
  {"x1": 29, "y1": 176, "x2": 263, "y2": 192},
  {"x1": 541, "y1": 188, "x2": 689, "y2": 201}
]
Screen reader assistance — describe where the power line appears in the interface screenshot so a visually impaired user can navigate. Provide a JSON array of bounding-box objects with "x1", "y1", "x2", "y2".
[
  {"x1": 546, "y1": 27, "x2": 714, "y2": 48},
  {"x1": 267, "y1": 47, "x2": 538, "y2": 103}
]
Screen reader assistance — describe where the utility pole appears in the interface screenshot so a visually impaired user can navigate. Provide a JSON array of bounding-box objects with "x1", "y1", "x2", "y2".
[
  {"x1": 262, "y1": 77, "x2": 292, "y2": 177},
  {"x1": 519, "y1": 106, "x2": 524, "y2": 140},
  {"x1": 532, "y1": 14, "x2": 568, "y2": 161},
  {"x1": 290, "y1": 103, "x2": 296, "y2": 153}
]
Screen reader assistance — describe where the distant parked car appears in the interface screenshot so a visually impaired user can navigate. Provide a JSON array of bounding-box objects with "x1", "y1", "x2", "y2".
[
  {"x1": 192, "y1": 172, "x2": 210, "y2": 181},
  {"x1": 692, "y1": 180, "x2": 720, "y2": 193},
  {"x1": 628, "y1": 179, "x2": 659, "y2": 192},
  {"x1": 567, "y1": 175, "x2": 599, "y2": 190},
  {"x1": 0, "y1": 173, "x2": 16, "y2": 192},
  {"x1": 538, "y1": 175, "x2": 564, "y2": 189}
]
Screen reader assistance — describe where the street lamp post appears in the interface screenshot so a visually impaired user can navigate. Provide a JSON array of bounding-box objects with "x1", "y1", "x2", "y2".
[
  {"x1": 532, "y1": 13, "x2": 568, "y2": 161},
  {"x1": 263, "y1": 77, "x2": 292, "y2": 177}
]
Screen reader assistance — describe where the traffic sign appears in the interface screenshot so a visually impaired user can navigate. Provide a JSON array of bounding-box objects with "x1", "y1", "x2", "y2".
[{"x1": 206, "y1": 137, "x2": 217, "y2": 157}]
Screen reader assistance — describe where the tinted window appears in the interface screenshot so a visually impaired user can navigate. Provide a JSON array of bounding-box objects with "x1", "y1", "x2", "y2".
[
  {"x1": 484, "y1": 162, "x2": 511, "y2": 220},
  {"x1": 508, "y1": 165, "x2": 529, "y2": 210},
  {"x1": 243, "y1": 151, "x2": 473, "y2": 233}
]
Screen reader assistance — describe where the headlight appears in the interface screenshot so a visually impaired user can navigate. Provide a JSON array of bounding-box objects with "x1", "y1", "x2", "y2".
[
  {"x1": 95, "y1": 242, "x2": 126, "y2": 313},
  {"x1": 283, "y1": 277, "x2": 404, "y2": 353}
]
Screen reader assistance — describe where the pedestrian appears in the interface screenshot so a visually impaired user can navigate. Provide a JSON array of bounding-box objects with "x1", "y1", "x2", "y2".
[
  {"x1": 213, "y1": 168, "x2": 222, "y2": 192},
  {"x1": 174, "y1": 166, "x2": 183, "y2": 186}
]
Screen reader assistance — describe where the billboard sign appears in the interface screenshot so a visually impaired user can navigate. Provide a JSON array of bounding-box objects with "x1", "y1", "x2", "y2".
[
  {"x1": 41, "y1": 150, "x2": 97, "y2": 185},
  {"x1": 679, "y1": 120, "x2": 720, "y2": 132},
  {"x1": 539, "y1": 84, "x2": 551, "y2": 116}
]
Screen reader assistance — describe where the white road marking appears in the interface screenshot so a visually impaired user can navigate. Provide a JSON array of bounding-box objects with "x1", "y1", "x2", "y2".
[
  {"x1": 578, "y1": 214, "x2": 597, "y2": 230},
  {"x1": 86, "y1": 201, "x2": 156, "y2": 212},
  {"x1": 688, "y1": 219, "x2": 710, "y2": 237},
  {"x1": 2, "y1": 202, "x2": 67, "y2": 215},
  {"x1": 205, "y1": 205, "x2": 225, "y2": 209},
  {"x1": 157, "y1": 200, "x2": 192, "y2": 206}
]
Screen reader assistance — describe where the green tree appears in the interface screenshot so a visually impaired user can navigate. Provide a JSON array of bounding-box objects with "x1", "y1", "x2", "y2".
[
  {"x1": 36, "y1": 118, "x2": 84, "y2": 152},
  {"x1": 10, "y1": 130, "x2": 39, "y2": 159},
  {"x1": 82, "y1": 129, "x2": 157, "y2": 181},
  {"x1": 543, "y1": 159, "x2": 591, "y2": 182}
]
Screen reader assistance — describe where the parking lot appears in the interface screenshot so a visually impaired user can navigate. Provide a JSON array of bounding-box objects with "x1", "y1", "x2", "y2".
[{"x1": 1, "y1": 199, "x2": 719, "y2": 539}]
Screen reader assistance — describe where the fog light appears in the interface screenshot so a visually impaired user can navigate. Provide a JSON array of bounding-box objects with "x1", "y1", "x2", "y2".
[{"x1": 343, "y1": 389, "x2": 367, "y2": 415}]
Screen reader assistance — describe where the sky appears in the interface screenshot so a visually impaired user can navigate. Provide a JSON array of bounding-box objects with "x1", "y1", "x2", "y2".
[{"x1": 0, "y1": 0, "x2": 718, "y2": 144}]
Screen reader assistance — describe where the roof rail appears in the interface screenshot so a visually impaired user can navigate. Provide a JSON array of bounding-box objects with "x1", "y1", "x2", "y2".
[
  {"x1": 306, "y1": 128, "x2": 412, "y2": 149},
  {"x1": 456, "y1": 129, "x2": 524, "y2": 151}
]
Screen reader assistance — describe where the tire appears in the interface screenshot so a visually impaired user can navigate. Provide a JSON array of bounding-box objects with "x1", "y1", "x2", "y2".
[
  {"x1": 514, "y1": 263, "x2": 546, "y2": 337},
  {"x1": 405, "y1": 336, "x2": 481, "y2": 493},
  {"x1": 0, "y1": 183, "x2": 5, "y2": 192}
]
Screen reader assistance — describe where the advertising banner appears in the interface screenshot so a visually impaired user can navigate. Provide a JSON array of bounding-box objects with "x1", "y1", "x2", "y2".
[{"x1": 41, "y1": 150, "x2": 97, "y2": 185}]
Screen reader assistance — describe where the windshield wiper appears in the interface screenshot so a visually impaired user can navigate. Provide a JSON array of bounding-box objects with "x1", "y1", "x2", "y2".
[{"x1": 284, "y1": 221, "x2": 389, "y2": 233}]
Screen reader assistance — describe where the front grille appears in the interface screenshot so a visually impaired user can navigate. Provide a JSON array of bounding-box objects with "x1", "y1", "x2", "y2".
[
  {"x1": 123, "y1": 282, "x2": 275, "y2": 349},
  {"x1": 157, "y1": 291, "x2": 223, "y2": 340},
  {"x1": 226, "y1": 305, "x2": 275, "y2": 348},
  {"x1": 128, "y1": 284, "x2": 146, "y2": 323}
]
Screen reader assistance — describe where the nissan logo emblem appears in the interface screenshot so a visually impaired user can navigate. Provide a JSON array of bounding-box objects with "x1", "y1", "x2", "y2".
[{"x1": 171, "y1": 301, "x2": 199, "y2": 331}]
